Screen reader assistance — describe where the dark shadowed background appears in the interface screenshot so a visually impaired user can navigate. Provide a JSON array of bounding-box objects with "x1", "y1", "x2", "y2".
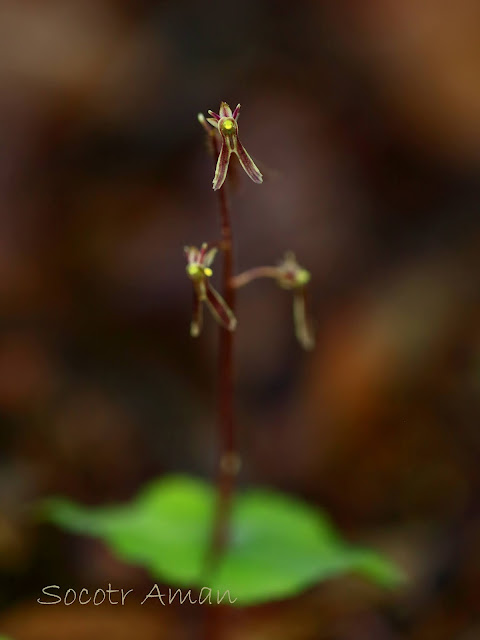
[{"x1": 0, "y1": 1, "x2": 479, "y2": 638}]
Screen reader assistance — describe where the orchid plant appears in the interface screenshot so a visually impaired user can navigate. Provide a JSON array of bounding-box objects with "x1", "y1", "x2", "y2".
[{"x1": 44, "y1": 101, "x2": 403, "y2": 633}]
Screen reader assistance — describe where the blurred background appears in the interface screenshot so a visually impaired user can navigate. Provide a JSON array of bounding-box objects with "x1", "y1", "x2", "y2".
[{"x1": 0, "y1": 0, "x2": 479, "y2": 638}]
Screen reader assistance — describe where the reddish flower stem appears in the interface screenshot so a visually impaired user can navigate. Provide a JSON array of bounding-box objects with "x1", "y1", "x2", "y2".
[
  {"x1": 208, "y1": 132, "x2": 239, "y2": 567},
  {"x1": 202, "y1": 130, "x2": 240, "y2": 640}
]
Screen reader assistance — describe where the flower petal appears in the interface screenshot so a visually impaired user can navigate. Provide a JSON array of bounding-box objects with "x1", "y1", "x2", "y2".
[
  {"x1": 185, "y1": 245, "x2": 200, "y2": 264},
  {"x1": 293, "y1": 289, "x2": 315, "y2": 351},
  {"x1": 213, "y1": 140, "x2": 231, "y2": 191},
  {"x1": 219, "y1": 102, "x2": 233, "y2": 118},
  {"x1": 234, "y1": 139, "x2": 263, "y2": 184},
  {"x1": 190, "y1": 290, "x2": 204, "y2": 337},
  {"x1": 197, "y1": 113, "x2": 212, "y2": 134},
  {"x1": 198, "y1": 243, "x2": 208, "y2": 261},
  {"x1": 204, "y1": 247, "x2": 218, "y2": 267},
  {"x1": 207, "y1": 110, "x2": 221, "y2": 121},
  {"x1": 206, "y1": 117, "x2": 219, "y2": 129},
  {"x1": 232, "y1": 103, "x2": 241, "y2": 120},
  {"x1": 205, "y1": 283, "x2": 237, "y2": 331}
]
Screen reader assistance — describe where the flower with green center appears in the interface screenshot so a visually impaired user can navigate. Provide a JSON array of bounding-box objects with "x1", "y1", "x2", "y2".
[
  {"x1": 276, "y1": 252, "x2": 314, "y2": 350},
  {"x1": 185, "y1": 243, "x2": 237, "y2": 337},
  {"x1": 231, "y1": 251, "x2": 315, "y2": 350},
  {"x1": 276, "y1": 251, "x2": 312, "y2": 290},
  {"x1": 205, "y1": 101, "x2": 263, "y2": 191}
]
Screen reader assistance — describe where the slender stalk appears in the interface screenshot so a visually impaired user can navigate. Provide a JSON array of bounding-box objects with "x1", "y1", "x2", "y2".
[
  {"x1": 231, "y1": 266, "x2": 280, "y2": 289},
  {"x1": 202, "y1": 128, "x2": 240, "y2": 640},
  {"x1": 208, "y1": 132, "x2": 240, "y2": 566}
]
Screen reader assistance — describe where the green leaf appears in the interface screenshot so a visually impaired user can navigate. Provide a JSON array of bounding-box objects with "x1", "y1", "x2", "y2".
[{"x1": 43, "y1": 475, "x2": 404, "y2": 606}]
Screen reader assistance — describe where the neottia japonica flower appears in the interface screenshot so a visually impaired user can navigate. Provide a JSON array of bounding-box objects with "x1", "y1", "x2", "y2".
[
  {"x1": 275, "y1": 251, "x2": 315, "y2": 351},
  {"x1": 232, "y1": 251, "x2": 315, "y2": 351},
  {"x1": 185, "y1": 243, "x2": 237, "y2": 337},
  {"x1": 205, "y1": 102, "x2": 263, "y2": 191}
]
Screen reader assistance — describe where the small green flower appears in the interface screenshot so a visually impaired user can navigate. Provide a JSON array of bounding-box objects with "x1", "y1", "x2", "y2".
[
  {"x1": 205, "y1": 102, "x2": 263, "y2": 191},
  {"x1": 276, "y1": 252, "x2": 314, "y2": 351},
  {"x1": 276, "y1": 251, "x2": 315, "y2": 350},
  {"x1": 275, "y1": 251, "x2": 312, "y2": 290},
  {"x1": 185, "y1": 243, "x2": 237, "y2": 337},
  {"x1": 231, "y1": 252, "x2": 315, "y2": 350}
]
